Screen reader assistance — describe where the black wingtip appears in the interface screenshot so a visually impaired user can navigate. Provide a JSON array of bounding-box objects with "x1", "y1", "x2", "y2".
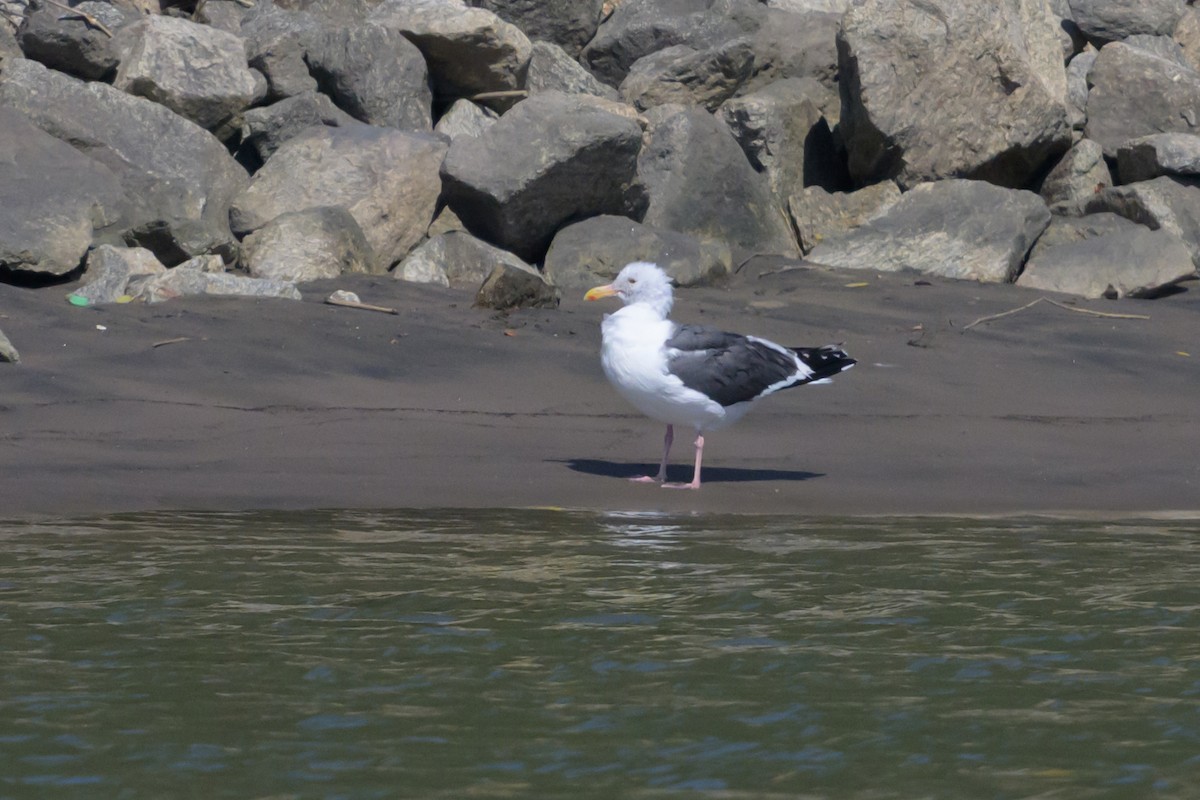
[{"x1": 793, "y1": 345, "x2": 856, "y2": 380}]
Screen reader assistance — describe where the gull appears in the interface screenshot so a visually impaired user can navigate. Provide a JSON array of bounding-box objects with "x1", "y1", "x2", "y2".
[{"x1": 585, "y1": 262, "x2": 854, "y2": 489}]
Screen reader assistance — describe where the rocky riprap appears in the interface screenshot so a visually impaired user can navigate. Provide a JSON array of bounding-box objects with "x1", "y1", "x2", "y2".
[{"x1": 1, "y1": 0, "x2": 1198, "y2": 327}]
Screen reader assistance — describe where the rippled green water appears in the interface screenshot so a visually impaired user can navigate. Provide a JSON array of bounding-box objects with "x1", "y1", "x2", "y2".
[{"x1": 1, "y1": 511, "x2": 1198, "y2": 799}]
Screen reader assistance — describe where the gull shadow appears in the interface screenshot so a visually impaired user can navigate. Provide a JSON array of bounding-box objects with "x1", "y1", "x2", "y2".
[{"x1": 560, "y1": 459, "x2": 824, "y2": 484}]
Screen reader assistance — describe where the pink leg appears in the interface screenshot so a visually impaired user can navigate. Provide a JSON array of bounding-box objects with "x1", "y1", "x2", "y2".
[
  {"x1": 630, "y1": 424, "x2": 672, "y2": 483},
  {"x1": 663, "y1": 432, "x2": 703, "y2": 490}
]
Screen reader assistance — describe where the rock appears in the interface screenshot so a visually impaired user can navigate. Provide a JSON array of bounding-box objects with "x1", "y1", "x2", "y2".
[
  {"x1": 526, "y1": 40, "x2": 619, "y2": 100},
  {"x1": 1018, "y1": 226, "x2": 1194, "y2": 298},
  {"x1": 0, "y1": 58, "x2": 249, "y2": 265},
  {"x1": 1039, "y1": 138, "x2": 1112, "y2": 216},
  {"x1": 113, "y1": 16, "x2": 260, "y2": 131},
  {"x1": 1025, "y1": 212, "x2": 1145, "y2": 263},
  {"x1": 620, "y1": 37, "x2": 755, "y2": 112},
  {"x1": 396, "y1": 230, "x2": 536, "y2": 289},
  {"x1": 0, "y1": 327, "x2": 17, "y2": 363},
  {"x1": 766, "y1": 0, "x2": 849, "y2": 11},
  {"x1": 369, "y1": 0, "x2": 532, "y2": 104},
  {"x1": 719, "y1": 78, "x2": 840, "y2": 211},
  {"x1": 0, "y1": 106, "x2": 127, "y2": 278},
  {"x1": 808, "y1": 179, "x2": 1051, "y2": 283},
  {"x1": 1174, "y1": 7, "x2": 1200, "y2": 72},
  {"x1": 240, "y1": 92, "x2": 361, "y2": 162},
  {"x1": 241, "y1": 5, "x2": 322, "y2": 101},
  {"x1": 70, "y1": 245, "x2": 166, "y2": 304},
  {"x1": 582, "y1": 0, "x2": 764, "y2": 88},
  {"x1": 1067, "y1": 0, "x2": 1185, "y2": 45},
  {"x1": 1065, "y1": 47, "x2": 1096, "y2": 131},
  {"x1": 475, "y1": 260, "x2": 559, "y2": 310},
  {"x1": 433, "y1": 99, "x2": 498, "y2": 140},
  {"x1": 542, "y1": 214, "x2": 732, "y2": 290},
  {"x1": 838, "y1": 0, "x2": 1071, "y2": 189},
  {"x1": 240, "y1": 207, "x2": 376, "y2": 282},
  {"x1": 1121, "y1": 34, "x2": 1192, "y2": 66},
  {"x1": 440, "y1": 91, "x2": 645, "y2": 262},
  {"x1": 638, "y1": 106, "x2": 799, "y2": 260},
  {"x1": 1116, "y1": 133, "x2": 1200, "y2": 183},
  {"x1": 132, "y1": 257, "x2": 302, "y2": 303},
  {"x1": 196, "y1": 0, "x2": 252, "y2": 35},
  {"x1": 788, "y1": 181, "x2": 901, "y2": 254},
  {"x1": 740, "y1": 7, "x2": 841, "y2": 94},
  {"x1": 427, "y1": 205, "x2": 467, "y2": 238},
  {"x1": 230, "y1": 125, "x2": 447, "y2": 271},
  {"x1": 1084, "y1": 41, "x2": 1200, "y2": 158},
  {"x1": 471, "y1": 0, "x2": 604, "y2": 56},
  {"x1": 17, "y1": 0, "x2": 135, "y2": 80},
  {"x1": 1047, "y1": 0, "x2": 1086, "y2": 60},
  {"x1": 304, "y1": 22, "x2": 433, "y2": 131},
  {"x1": 1085, "y1": 176, "x2": 1200, "y2": 265}
]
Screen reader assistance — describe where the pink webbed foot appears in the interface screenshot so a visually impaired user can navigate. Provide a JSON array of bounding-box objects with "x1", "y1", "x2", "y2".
[
  {"x1": 661, "y1": 481, "x2": 700, "y2": 490},
  {"x1": 629, "y1": 475, "x2": 661, "y2": 484}
]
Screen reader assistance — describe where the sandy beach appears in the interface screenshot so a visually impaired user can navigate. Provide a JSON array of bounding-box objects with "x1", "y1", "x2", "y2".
[{"x1": 2, "y1": 262, "x2": 1198, "y2": 519}]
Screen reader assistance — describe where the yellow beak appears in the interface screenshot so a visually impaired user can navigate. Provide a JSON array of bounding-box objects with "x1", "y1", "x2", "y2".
[{"x1": 584, "y1": 283, "x2": 618, "y2": 301}]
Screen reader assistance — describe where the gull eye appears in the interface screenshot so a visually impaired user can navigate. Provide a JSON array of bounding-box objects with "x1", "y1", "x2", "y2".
[{"x1": 628, "y1": 278, "x2": 638, "y2": 284}]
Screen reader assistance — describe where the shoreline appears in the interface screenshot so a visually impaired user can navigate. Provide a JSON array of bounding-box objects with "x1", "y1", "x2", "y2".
[{"x1": 3, "y1": 264, "x2": 1198, "y2": 521}]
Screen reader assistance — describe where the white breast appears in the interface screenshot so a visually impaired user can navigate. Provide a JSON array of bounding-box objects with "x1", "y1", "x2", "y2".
[{"x1": 599, "y1": 306, "x2": 726, "y2": 430}]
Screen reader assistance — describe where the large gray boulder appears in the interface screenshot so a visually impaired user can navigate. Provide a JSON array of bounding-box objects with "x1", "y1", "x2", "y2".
[
  {"x1": 70, "y1": 245, "x2": 166, "y2": 305},
  {"x1": 1116, "y1": 133, "x2": 1200, "y2": 183},
  {"x1": 0, "y1": 58, "x2": 248, "y2": 265},
  {"x1": 304, "y1": 22, "x2": 433, "y2": 131},
  {"x1": 433, "y1": 99, "x2": 498, "y2": 140},
  {"x1": 1065, "y1": 47, "x2": 1097, "y2": 131},
  {"x1": 638, "y1": 106, "x2": 799, "y2": 260},
  {"x1": 132, "y1": 257, "x2": 302, "y2": 304},
  {"x1": 1067, "y1": 0, "x2": 1185, "y2": 45},
  {"x1": 17, "y1": 0, "x2": 136, "y2": 80},
  {"x1": 582, "y1": 0, "x2": 765, "y2": 87},
  {"x1": 470, "y1": 0, "x2": 604, "y2": 57},
  {"x1": 440, "y1": 91, "x2": 645, "y2": 262},
  {"x1": 230, "y1": 125, "x2": 447, "y2": 271},
  {"x1": 0, "y1": 107, "x2": 127, "y2": 277},
  {"x1": 838, "y1": 0, "x2": 1071, "y2": 189},
  {"x1": 394, "y1": 230, "x2": 520, "y2": 288},
  {"x1": 1018, "y1": 226, "x2": 1194, "y2": 298},
  {"x1": 1085, "y1": 176, "x2": 1200, "y2": 266},
  {"x1": 719, "y1": 78, "x2": 837, "y2": 212},
  {"x1": 740, "y1": 7, "x2": 841, "y2": 94},
  {"x1": 474, "y1": 260, "x2": 560, "y2": 310},
  {"x1": 1039, "y1": 138, "x2": 1112, "y2": 216},
  {"x1": 808, "y1": 179, "x2": 1051, "y2": 283},
  {"x1": 240, "y1": 92, "x2": 361, "y2": 162},
  {"x1": 1025, "y1": 212, "x2": 1144, "y2": 263},
  {"x1": 370, "y1": 0, "x2": 532, "y2": 104},
  {"x1": 526, "y1": 40, "x2": 619, "y2": 100},
  {"x1": 240, "y1": 207, "x2": 376, "y2": 282},
  {"x1": 620, "y1": 37, "x2": 755, "y2": 112},
  {"x1": 788, "y1": 181, "x2": 901, "y2": 254},
  {"x1": 113, "y1": 16, "x2": 260, "y2": 131},
  {"x1": 241, "y1": 5, "x2": 322, "y2": 101},
  {"x1": 1084, "y1": 40, "x2": 1200, "y2": 157},
  {"x1": 542, "y1": 214, "x2": 732, "y2": 290}
]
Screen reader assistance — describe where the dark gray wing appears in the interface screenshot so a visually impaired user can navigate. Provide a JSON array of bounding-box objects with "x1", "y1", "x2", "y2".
[{"x1": 665, "y1": 324, "x2": 803, "y2": 407}]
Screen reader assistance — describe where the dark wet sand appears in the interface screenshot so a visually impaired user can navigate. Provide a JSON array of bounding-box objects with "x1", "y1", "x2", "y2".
[{"x1": 3, "y1": 261, "x2": 1198, "y2": 519}]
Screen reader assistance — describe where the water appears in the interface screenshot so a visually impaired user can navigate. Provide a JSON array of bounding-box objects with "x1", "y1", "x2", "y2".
[{"x1": 1, "y1": 511, "x2": 1197, "y2": 799}]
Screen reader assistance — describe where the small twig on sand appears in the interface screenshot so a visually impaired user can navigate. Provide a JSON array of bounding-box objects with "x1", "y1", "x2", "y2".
[
  {"x1": 468, "y1": 90, "x2": 529, "y2": 102},
  {"x1": 152, "y1": 337, "x2": 191, "y2": 348},
  {"x1": 962, "y1": 297, "x2": 1149, "y2": 331},
  {"x1": 43, "y1": 0, "x2": 114, "y2": 37},
  {"x1": 325, "y1": 296, "x2": 399, "y2": 315}
]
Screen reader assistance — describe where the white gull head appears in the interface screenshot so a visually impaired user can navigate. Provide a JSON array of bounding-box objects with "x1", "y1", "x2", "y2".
[{"x1": 584, "y1": 261, "x2": 674, "y2": 318}]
